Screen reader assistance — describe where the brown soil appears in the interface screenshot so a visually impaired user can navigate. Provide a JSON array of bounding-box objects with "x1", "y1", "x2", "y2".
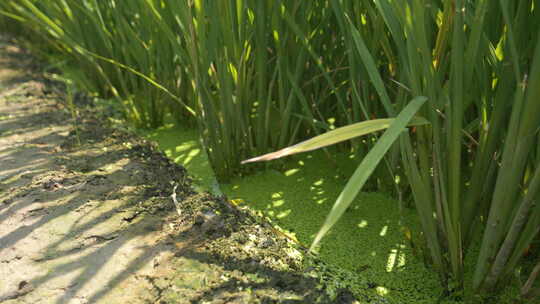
[{"x1": 0, "y1": 37, "x2": 359, "y2": 304}]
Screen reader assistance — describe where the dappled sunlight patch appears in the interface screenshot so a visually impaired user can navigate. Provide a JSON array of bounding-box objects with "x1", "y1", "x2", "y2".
[
  {"x1": 386, "y1": 245, "x2": 406, "y2": 272},
  {"x1": 357, "y1": 220, "x2": 368, "y2": 228},
  {"x1": 276, "y1": 209, "x2": 291, "y2": 219},
  {"x1": 379, "y1": 225, "x2": 388, "y2": 237},
  {"x1": 272, "y1": 200, "x2": 285, "y2": 207},
  {"x1": 271, "y1": 192, "x2": 282, "y2": 199},
  {"x1": 312, "y1": 179, "x2": 324, "y2": 187},
  {"x1": 376, "y1": 286, "x2": 389, "y2": 296},
  {"x1": 315, "y1": 198, "x2": 327, "y2": 205},
  {"x1": 94, "y1": 159, "x2": 129, "y2": 176},
  {"x1": 174, "y1": 147, "x2": 200, "y2": 166},
  {"x1": 284, "y1": 168, "x2": 299, "y2": 176}
]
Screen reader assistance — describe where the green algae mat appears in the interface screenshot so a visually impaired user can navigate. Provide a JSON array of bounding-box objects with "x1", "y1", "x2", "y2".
[{"x1": 144, "y1": 123, "x2": 522, "y2": 304}]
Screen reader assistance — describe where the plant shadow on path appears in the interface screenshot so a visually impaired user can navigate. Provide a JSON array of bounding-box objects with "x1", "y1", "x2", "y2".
[
  {"x1": 0, "y1": 37, "x2": 354, "y2": 303},
  {"x1": 0, "y1": 91, "x2": 184, "y2": 303},
  {"x1": 0, "y1": 39, "x2": 37, "y2": 89},
  {"x1": 0, "y1": 115, "x2": 351, "y2": 303}
]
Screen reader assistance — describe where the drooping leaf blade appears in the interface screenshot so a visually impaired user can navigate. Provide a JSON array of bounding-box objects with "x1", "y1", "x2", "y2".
[
  {"x1": 242, "y1": 115, "x2": 429, "y2": 164},
  {"x1": 310, "y1": 96, "x2": 427, "y2": 251}
]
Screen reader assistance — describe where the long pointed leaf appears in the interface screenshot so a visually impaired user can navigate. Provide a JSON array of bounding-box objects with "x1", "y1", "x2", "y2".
[
  {"x1": 310, "y1": 96, "x2": 427, "y2": 251},
  {"x1": 242, "y1": 116, "x2": 428, "y2": 164}
]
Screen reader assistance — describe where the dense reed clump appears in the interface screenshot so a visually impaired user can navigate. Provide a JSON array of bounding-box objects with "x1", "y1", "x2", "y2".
[
  {"x1": 1, "y1": 0, "x2": 539, "y2": 301},
  {"x1": 1, "y1": 1, "x2": 362, "y2": 179}
]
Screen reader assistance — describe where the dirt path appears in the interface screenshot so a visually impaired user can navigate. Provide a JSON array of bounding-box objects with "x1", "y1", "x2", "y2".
[
  {"x1": 0, "y1": 38, "x2": 357, "y2": 304},
  {"x1": 0, "y1": 39, "x2": 195, "y2": 303}
]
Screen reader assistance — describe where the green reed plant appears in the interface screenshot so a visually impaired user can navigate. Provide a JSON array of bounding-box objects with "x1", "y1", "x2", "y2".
[
  {"x1": 245, "y1": 0, "x2": 540, "y2": 300},
  {"x1": 149, "y1": 0, "x2": 357, "y2": 179},
  {"x1": 1, "y1": 0, "x2": 365, "y2": 180},
  {"x1": 3, "y1": 1, "x2": 539, "y2": 299},
  {"x1": 336, "y1": 0, "x2": 540, "y2": 297},
  {"x1": 0, "y1": 0, "x2": 196, "y2": 128}
]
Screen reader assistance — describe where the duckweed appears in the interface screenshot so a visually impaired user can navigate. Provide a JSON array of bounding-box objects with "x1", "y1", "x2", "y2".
[{"x1": 145, "y1": 126, "x2": 520, "y2": 303}]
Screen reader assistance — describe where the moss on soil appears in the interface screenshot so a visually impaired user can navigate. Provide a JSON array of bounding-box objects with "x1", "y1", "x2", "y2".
[{"x1": 144, "y1": 123, "x2": 522, "y2": 304}]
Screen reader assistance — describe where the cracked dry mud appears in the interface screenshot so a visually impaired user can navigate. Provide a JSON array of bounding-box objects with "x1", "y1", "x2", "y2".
[{"x1": 0, "y1": 37, "x2": 356, "y2": 304}]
